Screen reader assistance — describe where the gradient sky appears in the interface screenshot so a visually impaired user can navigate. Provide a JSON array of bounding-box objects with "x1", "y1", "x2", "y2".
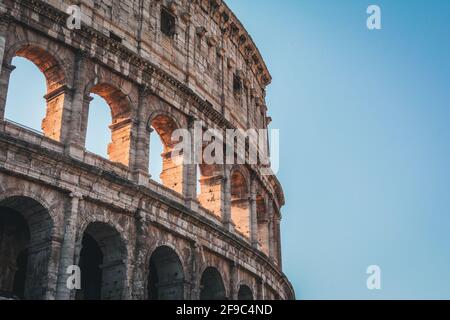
[{"x1": 4, "y1": 0, "x2": 450, "y2": 300}]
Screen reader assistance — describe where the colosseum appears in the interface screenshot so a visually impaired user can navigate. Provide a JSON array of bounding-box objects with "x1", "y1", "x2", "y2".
[{"x1": 0, "y1": 0, "x2": 294, "y2": 300}]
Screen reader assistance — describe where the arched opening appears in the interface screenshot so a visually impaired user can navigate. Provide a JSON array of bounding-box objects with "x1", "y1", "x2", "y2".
[
  {"x1": 230, "y1": 169, "x2": 250, "y2": 238},
  {"x1": 4, "y1": 45, "x2": 66, "y2": 141},
  {"x1": 0, "y1": 196, "x2": 53, "y2": 299},
  {"x1": 149, "y1": 114, "x2": 183, "y2": 194},
  {"x1": 197, "y1": 164, "x2": 223, "y2": 219},
  {"x1": 85, "y1": 94, "x2": 112, "y2": 159},
  {"x1": 76, "y1": 233, "x2": 103, "y2": 300},
  {"x1": 238, "y1": 285, "x2": 254, "y2": 300},
  {"x1": 147, "y1": 246, "x2": 185, "y2": 300},
  {"x1": 196, "y1": 165, "x2": 202, "y2": 197},
  {"x1": 200, "y1": 267, "x2": 226, "y2": 300},
  {"x1": 84, "y1": 83, "x2": 132, "y2": 166},
  {"x1": 76, "y1": 222, "x2": 127, "y2": 300},
  {"x1": 149, "y1": 127, "x2": 164, "y2": 184},
  {"x1": 4, "y1": 57, "x2": 46, "y2": 132},
  {"x1": 256, "y1": 194, "x2": 270, "y2": 256}
]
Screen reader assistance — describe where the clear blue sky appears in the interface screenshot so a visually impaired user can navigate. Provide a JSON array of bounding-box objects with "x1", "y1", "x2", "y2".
[{"x1": 4, "y1": 0, "x2": 450, "y2": 300}]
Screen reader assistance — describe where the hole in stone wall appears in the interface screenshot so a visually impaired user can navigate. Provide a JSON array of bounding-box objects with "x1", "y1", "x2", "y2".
[
  {"x1": 149, "y1": 114, "x2": 183, "y2": 194},
  {"x1": 161, "y1": 7, "x2": 176, "y2": 37},
  {"x1": 76, "y1": 233, "x2": 103, "y2": 300},
  {"x1": 76, "y1": 222, "x2": 127, "y2": 300},
  {"x1": 233, "y1": 74, "x2": 242, "y2": 94},
  {"x1": 85, "y1": 83, "x2": 132, "y2": 166},
  {"x1": 238, "y1": 285, "x2": 254, "y2": 300},
  {"x1": 200, "y1": 267, "x2": 226, "y2": 300},
  {"x1": 4, "y1": 57, "x2": 47, "y2": 133},
  {"x1": 85, "y1": 94, "x2": 112, "y2": 159},
  {"x1": 147, "y1": 246, "x2": 184, "y2": 300},
  {"x1": 149, "y1": 127, "x2": 164, "y2": 184},
  {"x1": 0, "y1": 196, "x2": 53, "y2": 300},
  {"x1": 196, "y1": 165, "x2": 202, "y2": 196}
]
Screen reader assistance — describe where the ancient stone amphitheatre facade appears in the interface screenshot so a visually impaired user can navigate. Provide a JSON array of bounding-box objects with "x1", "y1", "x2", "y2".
[{"x1": 0, "y1": 0, "x2": 294, "y2": 300}]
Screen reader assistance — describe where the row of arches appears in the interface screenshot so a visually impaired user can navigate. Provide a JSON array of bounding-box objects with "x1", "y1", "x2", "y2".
[
  {"x1": 0, "y1": 195, "x2": 255, "y2": 300},
  {"x1": 0, "y1": 43, "x2": 280, "y2": 254}
]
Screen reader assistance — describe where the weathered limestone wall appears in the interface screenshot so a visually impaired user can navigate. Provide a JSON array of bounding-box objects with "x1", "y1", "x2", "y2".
[{"x1": 0, "y1": 0, "x2": 294, "y2": 300}]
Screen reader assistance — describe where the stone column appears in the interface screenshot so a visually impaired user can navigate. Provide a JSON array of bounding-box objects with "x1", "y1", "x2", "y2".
[
  {"x1": 132, "y1": 86, "x2": 151, "y2": 186},
  {"x1": 268, "y1": 201, "x2": 275, "y2": 261},
  {"x1": 189, "y1": 242, "x2": 202, "y2": 300},
  {"x1": 0, "y1": 63, "x2": 14, "y2": 120},
  {"x1": 78, "y1": 95, "x2": 93, "y2": 147},
  {"x1": 275, "y1": 213, "x2": 282, "y2": 269},
  {"x1": 42, "y1": 85, "x2": 74, "y2": 142},
  {"x1": 0, "y1": 27, "x2": 5, "y2": 76},
  {"x1": 222, "y1": 164, "x2": 233, "y2": 231},
  {"x1": 0, "y1": 14, "x2": 11, "y2": 119},
  {"x1": 257, "y1": 198, "x2": 270, "y2": 256},
  {"x1": 55, "y1": 192, "x2": 82, "y2": 300},
  {"x1": 108, "y1": 118, "x2": 134, "y2": 166},
  {"x1": 131, "y1": 208, "x2": 149, "y2": 300},
  {"x1": 65, "y1": 50, "x2": 87, "y2": 159},
  {"x1": 230, "y1": 262, "x2": 238, "y2": 300},
  {"x1": 184, "y1": 116, "x2": 198, "y2": 203},
  {"x1": 256, "y1": 278, "x2": 265, "y2": 300},
  {"x1": 250, "y1": 175, "x2": 258, "y2": 247}
]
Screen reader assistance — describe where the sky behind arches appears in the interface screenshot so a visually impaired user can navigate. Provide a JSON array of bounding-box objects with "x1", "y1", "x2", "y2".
[{"x1": 4, "y1": 0, "x2": 450, "y2": 300}]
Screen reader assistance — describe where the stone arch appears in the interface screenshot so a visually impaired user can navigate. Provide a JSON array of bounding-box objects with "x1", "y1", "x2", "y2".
[
  {"x1": 147, "y1": 110, "x2": 185, "y2": 194},
  {"x1": 237, "y1": 283, "x2": 254, "y2": 300},
  {"x1": 199, "y1": 266, "x2": 227, "y2": 300},
  {"x1": 230, "y1": 166, "x2": 251, "y2": 238},
  {"x1": 2, "y1": 42, "x2": 69, "y2": 141},
  {"x1": 75, "y1": 221, "x2": 128, "y2": 300},
  {"x1": 0, "y1": 195, "x2": 55, "y2": 299},
  {"x1": 146, "y1": 245, "x2": 185, "y2": 300},
  {"x1": 0, "y1": 187, "x2": 61, "y2": 229},
  {"x1": 82, "y1": 81, "x2": 133, "y2": 166}
]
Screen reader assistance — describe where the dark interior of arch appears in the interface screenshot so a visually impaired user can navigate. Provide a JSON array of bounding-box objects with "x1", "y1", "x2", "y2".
[
  {"x1": 147, "y1": 246, "x2": 185, "y2": 300},
  {"x1": 200, "y1": 267, "x2": 227, "y2": 300},
  {"x1": 0, "y1": 196, "x2": 53, "y2": 300},
  {"x1": 238, "y1": 285, "x2": 254, "y2": 300},
  {"x1": 76, "y1": 222, "x2": 126, "y2": 300}
]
